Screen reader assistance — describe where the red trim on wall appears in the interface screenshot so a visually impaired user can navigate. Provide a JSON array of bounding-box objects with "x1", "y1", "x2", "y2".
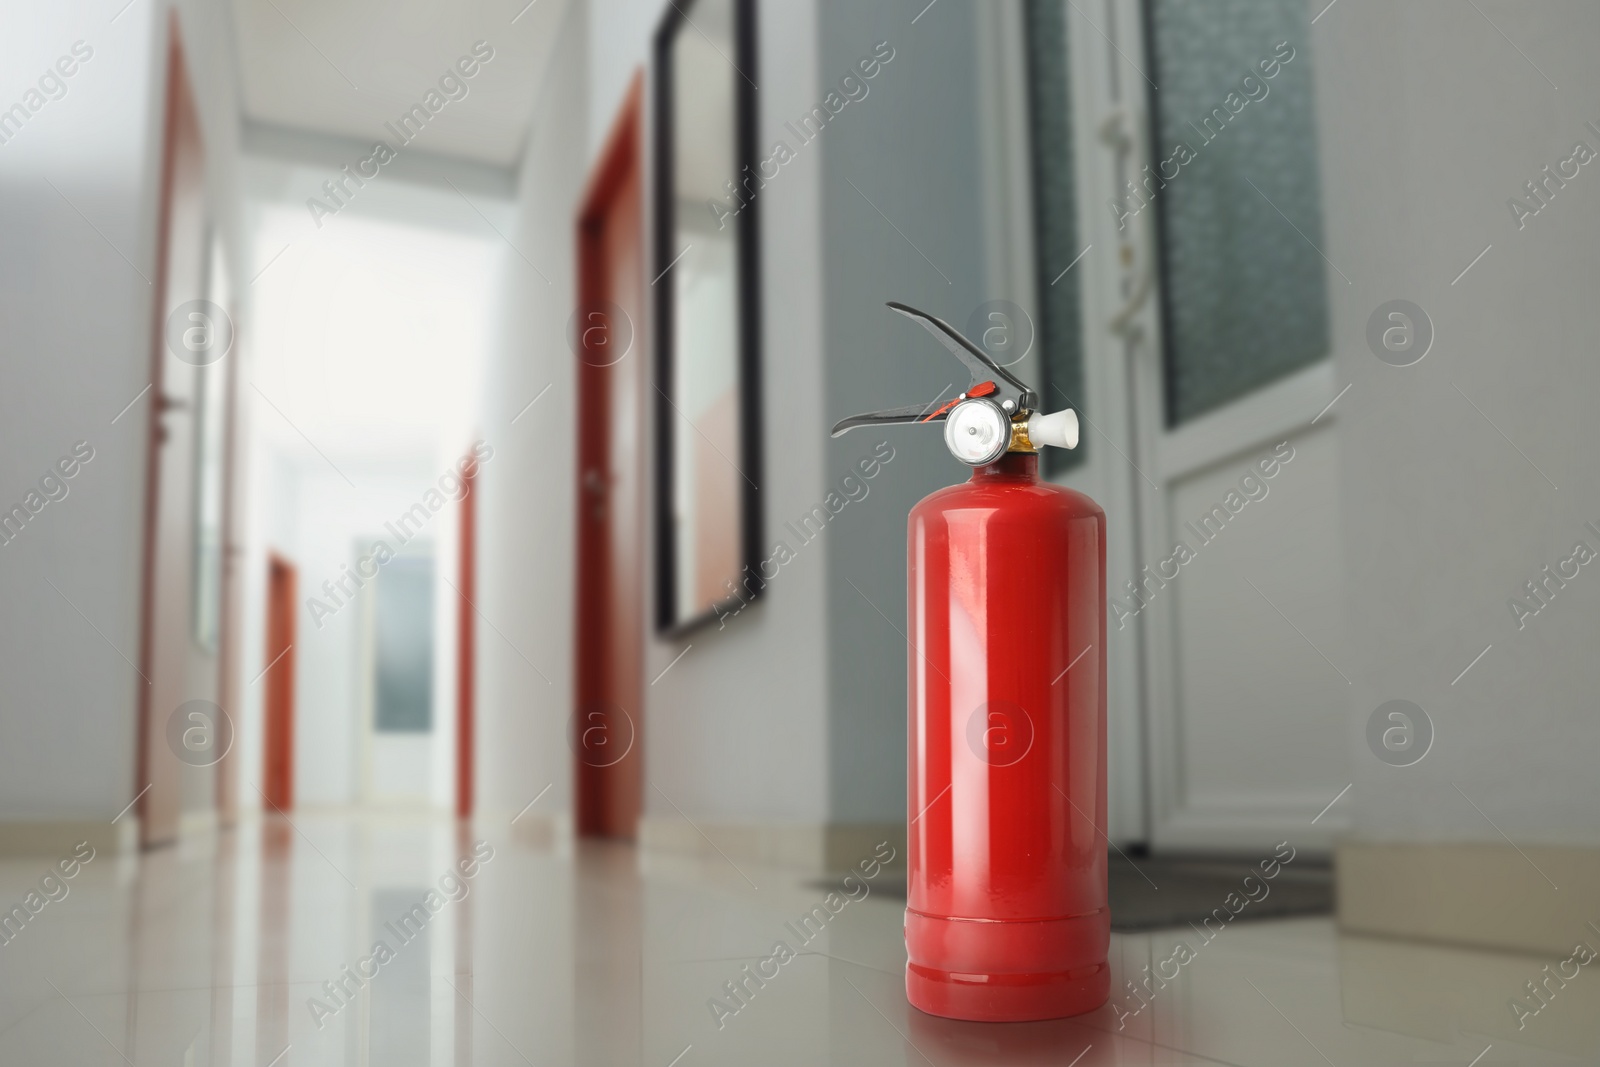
[{"x1": 263, "y1": 553, "x2": 297, "y2": 811}]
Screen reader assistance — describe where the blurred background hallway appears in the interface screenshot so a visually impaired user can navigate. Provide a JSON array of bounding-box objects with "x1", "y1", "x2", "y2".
[{"x1": 3, "y1": 0, "x2": 1600, "y2": 1063}]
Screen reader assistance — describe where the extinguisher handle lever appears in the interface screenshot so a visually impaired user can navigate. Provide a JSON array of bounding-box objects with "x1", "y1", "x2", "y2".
[
  {"x1": 830, "y1": 303, "x2": 1043, "y2": 440},
  {"x1": 885, "y1": 302, "x2": 1036, "y2": 409},
  {"x1": 830, "y1": 398, "x2": 955, "y2": 438}
]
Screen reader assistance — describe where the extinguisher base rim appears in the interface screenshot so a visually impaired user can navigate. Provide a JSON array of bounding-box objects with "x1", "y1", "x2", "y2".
[
  {"x1": 904, "y1": 908, "x2": 1110, "y2": 1021},
  {"x1": 906, "y1": 959, "x2": 1110, "y2": 1022}
]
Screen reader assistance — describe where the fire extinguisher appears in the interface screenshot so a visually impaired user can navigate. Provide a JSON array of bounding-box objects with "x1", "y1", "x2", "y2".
[{"x1": 833, "y1": 302, "x2": 1108, "y2": 1022}]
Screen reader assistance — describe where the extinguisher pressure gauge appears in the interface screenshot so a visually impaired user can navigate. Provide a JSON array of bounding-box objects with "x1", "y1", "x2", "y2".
[
  {"x1": 944, "y1": 398, "x2": 1010, "y2": 465},
  {"x1": 830, "y1": 302, "x2": 1079, "y2": 466}
]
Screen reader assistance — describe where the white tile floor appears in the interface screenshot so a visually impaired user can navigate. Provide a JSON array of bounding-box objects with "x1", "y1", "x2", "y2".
[{"x1": 0, "y1": 813, "x2": 1593, "y2": 1065}]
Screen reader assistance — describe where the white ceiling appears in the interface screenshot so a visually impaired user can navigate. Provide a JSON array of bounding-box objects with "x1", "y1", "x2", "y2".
[{"x1": 230, "y1": 0, "x2": 569, "y2": 168}]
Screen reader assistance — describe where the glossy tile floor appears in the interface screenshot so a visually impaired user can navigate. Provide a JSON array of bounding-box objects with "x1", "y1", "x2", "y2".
[{"x1": 0, "y1": 813, "x2": 1593, "y2": 1066}]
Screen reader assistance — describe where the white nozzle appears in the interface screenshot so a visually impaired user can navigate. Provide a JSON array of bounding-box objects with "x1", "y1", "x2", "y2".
[{"x1": 1027, "y1": 408, "x2": 1079, "y2": 450}]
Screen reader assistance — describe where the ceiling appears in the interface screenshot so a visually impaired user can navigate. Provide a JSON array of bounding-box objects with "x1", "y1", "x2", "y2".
[{"x1": 230, "y1": 0, "x2": 569, "y2": 168}]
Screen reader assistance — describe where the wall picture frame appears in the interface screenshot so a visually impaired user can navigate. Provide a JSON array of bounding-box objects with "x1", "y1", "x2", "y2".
[{"x1": 652, "y1": 0, "x2": 764, "y2": 635}]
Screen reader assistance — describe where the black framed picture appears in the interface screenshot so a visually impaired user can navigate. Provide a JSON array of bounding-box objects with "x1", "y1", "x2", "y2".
[{"x1": 652, "y1": 0, "x2": 763, "y2": 635}]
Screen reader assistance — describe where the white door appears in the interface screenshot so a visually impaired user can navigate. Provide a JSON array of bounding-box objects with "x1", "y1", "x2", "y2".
[
  {"x1": 360, "y1": 544, "x2": 438, "y2": 807},
  {"x1": 980, "y1": 0, "x2": 1352, "y2": 852},
  {"x1": 1091, "y1": 0, "x2": 1351, "y2": 853}
]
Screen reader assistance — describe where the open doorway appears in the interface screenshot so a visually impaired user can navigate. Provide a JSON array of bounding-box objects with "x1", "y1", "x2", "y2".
[
  {"x1": 240, "y1": 171, "x2": 499, "y2": 816},
  {"x1": 456, "y1": 453, "x2": 478, "y2": 818}
]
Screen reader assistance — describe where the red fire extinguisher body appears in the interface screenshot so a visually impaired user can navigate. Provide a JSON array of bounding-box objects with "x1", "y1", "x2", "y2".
[{"x1": 905, "y1": 451, "x2": 1109, "y2": 1022}]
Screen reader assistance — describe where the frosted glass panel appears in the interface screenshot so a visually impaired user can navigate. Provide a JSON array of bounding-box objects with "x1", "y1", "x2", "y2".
[
  {"x1": 1145, "y1": 0, "x2": 1329, "y2": 425},
  {"x1": 375, "y1": 553, "x2": 434, "y2": 733}
]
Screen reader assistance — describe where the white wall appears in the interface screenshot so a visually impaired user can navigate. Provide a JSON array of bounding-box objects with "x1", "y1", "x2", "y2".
[
  {"x1": 479, "y1": 0, "x2": 1600, "y2": 862},
  {"x1": 477, "y1": 0, "x2": 1039, "y2": 840},
  {"x1": 818, "y1": 3, "x2": 996, "y2": 826},
  {"x1": 1320, "y1": 0, "x2": 1600, "y2": 846},
  {"x1": 0, "y1": 0, "x2": 246, "y2": 827},
  {"x1": 475, "y1": 0, "x2": 836, "y2": 830},
  {"x1": 641, "y1": 0, "x2": 833, "y2": 828},
  {"x1": 474, "y1": 0, "x2": 590, "y2": 826}
]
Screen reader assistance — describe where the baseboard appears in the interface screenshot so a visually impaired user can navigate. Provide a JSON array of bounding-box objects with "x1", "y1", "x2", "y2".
[
  {"x1": 821, "y1": 823, "x2": 906, "y2": 873},
  {"x1": 1337, "y1": 840, "x2": 1600, "y2": 955},
  {"x1": 506, "y1": 810, "x2": 569, "y2": 849},
  {"x1": 638, "y1": 818, "x2": 907, "y2": 874},
  {"x1": 180, "y1": 808, "x2": 218, "y2": 840},
  {"x1": 0, "y1": 818, "x2": 140, "y2": 858}
]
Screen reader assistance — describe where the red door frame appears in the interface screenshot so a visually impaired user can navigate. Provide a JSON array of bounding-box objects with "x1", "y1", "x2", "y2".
[
  {"x1": 456, "y1": 452, "x2": 478, "y2": 818},
  {"x1": 574, "y1": 73, "x2": 646, "y2": 838},
  {"x1": 262, "y1": 554, "x2": 297, "y2": 811}
]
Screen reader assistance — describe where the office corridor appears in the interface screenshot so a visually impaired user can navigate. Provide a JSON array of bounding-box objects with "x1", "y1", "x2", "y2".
[{"x1": 7, "y1": 0, "x2": 1600, "y2": 1062}]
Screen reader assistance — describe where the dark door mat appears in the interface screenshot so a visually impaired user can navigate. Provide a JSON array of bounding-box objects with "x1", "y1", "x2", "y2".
[
  {"x1": 814, "y1": 854, "x2": 1331, "y2": 933},
  {"x1": 1104, "y1": 854, "x2": 1331, "y2": 931}
]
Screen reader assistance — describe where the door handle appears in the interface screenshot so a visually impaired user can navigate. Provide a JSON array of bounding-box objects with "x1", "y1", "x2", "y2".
[
  {"x1": 581, "y1": 468, "x2": 610, "y2": 521},
  {"x1": 1099, "y1": 109, "x2": 1154, "y2": 336}
]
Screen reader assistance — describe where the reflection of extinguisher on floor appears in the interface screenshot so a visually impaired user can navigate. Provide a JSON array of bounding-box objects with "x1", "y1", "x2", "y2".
[{"x1": 834, "y1": 303, "x2": 1108, "y2": 1022}]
